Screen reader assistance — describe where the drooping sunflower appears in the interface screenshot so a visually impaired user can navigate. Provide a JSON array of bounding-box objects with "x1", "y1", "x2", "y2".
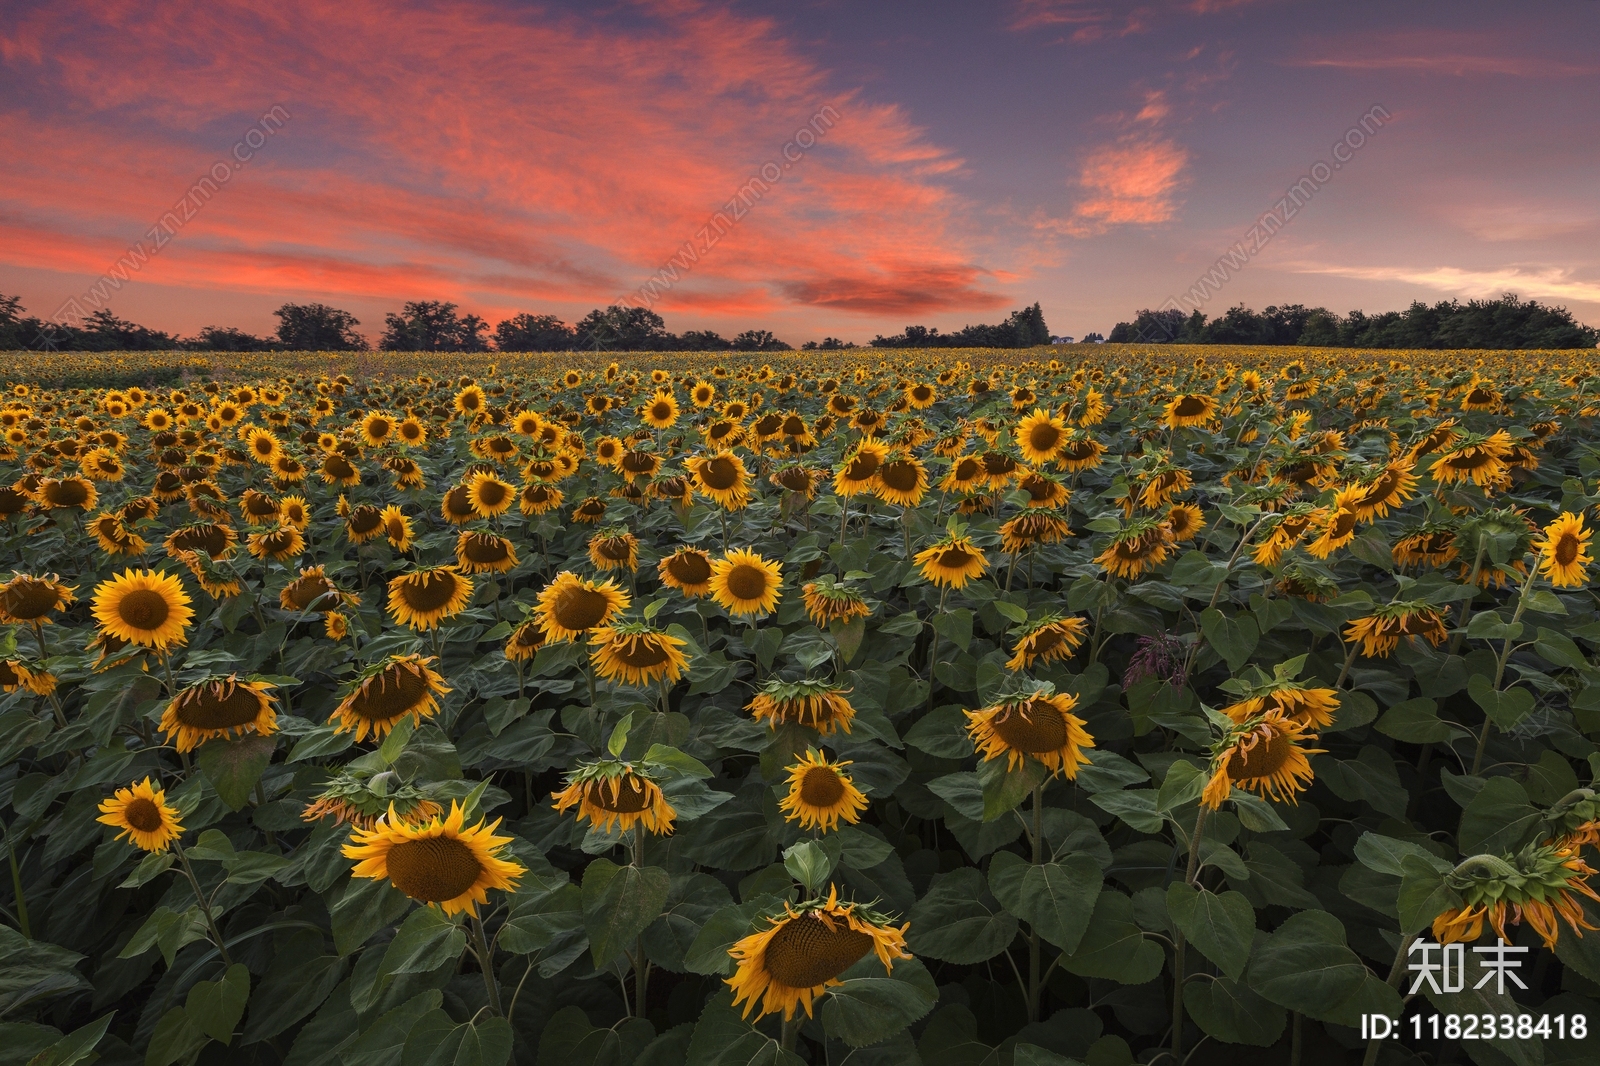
[
  {"x1": 1429, "y1": 430, "x2": 1514, "y2": 488},
  {"x1": 535, "y1": 571, "x2": 631, "y2": 642},
  {"x1": 779, "y1": 750, "x2": 869, "y2": 832},
  {"x1": 455, "y1": 531, "x2": 519, "y2": 574},
  {"x1": 300, "y1": 767, "x2": 442, "y2": 829},
  {"x1": 726, "y1": 887, "x2": 911, "y2": 1021},
  {"x1": 1201, "y1": 713, "x2": 1322, "y2": 809},
  {"x1": 38, "y1": 475, "x2": 98, "y2": 511},
  {"x1": 0, "y1": 573, "x2": 75, "y2": 626},
  {"x1": 387, "y1": 566, "x2": 474, "y2": 630},
  {"x1": 1094, "y1": 517, "x2": 1173, "y2": 580},
  {"x1": 466, "y1": 471, "x2": 517, "y2": 518},
  {"x1": 1535, "y1": 511, "x2": 1593, "y2": 588},
  {"x1": 97, "y1": 777, "x2": 184, "y2": 852},
  {"x1": 589, "y1": 622, "x2": 690, "y2": 686},
  {"x1": 709, "y1": 548, "x2": 783, "y2": 617},
  {"x1": 1005, "y1": 615, "x2": 1089, "y2": 671},
  {"x1": 748, "y1": 678, "x2": 857, "y2": 735},
  {"x1": 519, "y1": 481, "x2": 563, "y2": 516},
  {"x1": 1304, "y1": 505, "x2": 1360, "y2": 561},
  {"x1": 159, "y1": 675, "x2": 278, "y2": 752},
  {"x1": 801, "y1": 576, "x2": 872, "y2": 628},
  {"x1": 504, "y1": 617, "x2": 545, "y2": 662},
  {"x1": 440, "y1": 484, "x2": 478, "y2": 525},
  {"x1": 343, "y1": 801, "x2": 524, "y2": 918},
  {"x1": 1349, "y1": 460, "x2": 1419, "y2": 521},
  {"x1": 999, "y1": 511, "x2": 1072, "y2": 555},
  {"x1": 967, "y1": 689, "x2": 1094, "y2": 777},
  {"x1": 1163, "y1": 393, "x2": 1217, "y2": 430},
  {"x1": 832, "y1": 441, "x2": 888, "y2": 498},
  {"x1": 279, "y1": 564, "x2": 351, "y2": 614},
  {"x1": 587, "y1": 528, "x2": 640, "y2": 573},
  {"x1": 247, "y1": 523, "x2": 306, "y2": 562},
  {"x1": 91, "y1": 568, "x2": 193, "y2": 650},
  {"x1": 1344, "y1": 600, "x2": 1449, "y2": 658},
  {"x1": 0, "y1": 658, "x2": 56, "y2": 695},
  {"x1": 685, "y1": 451, "x2": 751, "y2": 510},
  {"x1": 659, "y1": 547, "x2": 714, "y2": 597},
  {"x1": 1220, "y1": 677, "x2": 1340, "y2": 729},
  {"x1": 553, "y1": 761, "x2": 676, "y2": 835},
  {"x1": 1433, "y1": 843, "x2": 1600, "y2": 950},
  {"x1": 914, "y1": 534, "x2": 988, "y2": 589},
  {"x1": 1056, "y1": 432, "x2": 1106, "y2": 473},
  {"x1": 330, "y1": 654, "x2": 451, "y2": 741},
  {"x1": 1164, "y1": 502, "x2": 1206, "y2": 543},
  {"x1": 874, "y1": 454, "x2": 928, "y2": 508}
]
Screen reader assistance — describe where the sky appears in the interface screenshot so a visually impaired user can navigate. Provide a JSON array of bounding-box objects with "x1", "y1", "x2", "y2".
[{"x1": 1, "y1": 0, "x2": 1597, "y2": 345}]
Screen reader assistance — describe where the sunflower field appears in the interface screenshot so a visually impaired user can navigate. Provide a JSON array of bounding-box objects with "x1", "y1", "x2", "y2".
[{"x1": 6, "y1": 346, "x2": 1600, "y2": 1066}]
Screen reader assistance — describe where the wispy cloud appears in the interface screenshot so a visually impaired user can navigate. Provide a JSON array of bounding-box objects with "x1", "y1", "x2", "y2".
[
  {"x1": 1285, "y1": 30, "x2": 1593, "y2": 78},
  {"x1": 1285, "y1": 262, "x2": 1600, "y2": 305},
  {"x1": 1068, "y1": 139, "x2": 1189, "y2": 233},
  {"x1": 1009, "y1": 0, "x2": 1266, "y2": 41}
]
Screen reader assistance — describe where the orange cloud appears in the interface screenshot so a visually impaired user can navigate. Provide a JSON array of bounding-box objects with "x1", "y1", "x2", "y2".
[
  {"x1": 1069, "y1": 139, "x2": 1189, "y2": 233},
  {"x1": 0, "y1": 0, "x2": 1006, "y2": 334}
]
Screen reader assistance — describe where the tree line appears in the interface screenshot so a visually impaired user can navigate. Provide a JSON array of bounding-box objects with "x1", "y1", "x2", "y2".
[{"x1": 1107, "y1": 294, "x2": 1599, "y2": 349}]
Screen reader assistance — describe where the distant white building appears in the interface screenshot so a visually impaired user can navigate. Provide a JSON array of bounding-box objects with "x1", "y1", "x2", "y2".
[{"x1": 1051, "y1": 336, "x2": 1074, "y2": 344}]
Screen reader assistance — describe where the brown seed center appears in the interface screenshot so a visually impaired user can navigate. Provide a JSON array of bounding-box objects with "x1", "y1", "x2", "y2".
[
  {"x1": 1028, "y1": 423, "x2": 1061, "y2": 452},
  {"x1": 350, "y1": 666, "x2": 430, "y2": 720},
  {"x1": 2, "y1": 580, "x2": 61, "y2": 619},
  {"x1": 763, "y1": 913, "x2": 873, "y2": 989},
  {"x1": 991, "y1": 700, "x2": 1068, "y2": 753},
  {"x1": 1557, "y1": 534, "x2": 1580, "y2": 567},
  {"x1": 1229, "y1": 732, "x2": 1293, "y2": 781},
  {"x1": 724, "y1": 563, "x2": 770, "y2": 602},
  {"x1": 385, "y1": 836, "x2": 482, "y2": 902},
  {"x1": 554, "y1": 586, "x2": 611, "y2": 631},
  {"x1": 879, "y1": 461, "x2": 920, "y2": 492},
  {"x1": 119, "y1": 589, "x2": 171, "y2": 631},
  {"x1": 177, "y1": 683, "x2": 264, "y2": 729},
  {"x1": 700, "y1": 457, "x2": 742, "y2": 491},
  {"x1": 667, "y1": 553, "x2": 712, "y2": 585},
  {"x1": 592, "y1": 776, "x2": 654, "y2": 813},
  {"x1": 798, "y1": 765, "x2": 846, "y2": 807},
  {"x1": 400, "y1": 572, "x2": 461, "y2": 612},
  {"x1": 123, "y1": 796, "x2": 165, "y2": 832}
]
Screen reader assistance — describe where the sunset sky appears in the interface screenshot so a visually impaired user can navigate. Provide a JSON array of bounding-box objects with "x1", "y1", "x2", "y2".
[{"x1": 2, "y1": 0, "x2": 1596, "y2": 345}]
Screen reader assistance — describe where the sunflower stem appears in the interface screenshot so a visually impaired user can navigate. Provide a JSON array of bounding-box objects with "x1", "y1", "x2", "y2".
[
  {"x1": 631, "y1": 830, "x2": 649, "y2": 1017},
  {"x1": 780, "y1": 1016, "x2": 800, "y2": 1051},
  {"x1": 1449, "y1": 537, "x2": 1489, "y2": 655},
  {"x1": 1170, "y1": 805, "x2": 1209, "y2": 1062},
  {"x1": 470, "y1": 916, "x2": 503, "y2": 1016},
  {"x1": 174, "y1": 841, "x2": 233, "y2": 967},
  {"x1": 6, "y1": 834, "x2": 30, "y2": 938},
  {"x1": 1026, "y1": 784, "x2": 1044, "y2": 1024},
  {"x1": 1334, "y1": 641, "x2": 1359, "y2": 690},
  {"x1": 1361, "y1": 937, "x2": 1413, "y2": 1066},
  {"x1": 1472, "y1": 558, "x2": 1539, "y2": 775}
]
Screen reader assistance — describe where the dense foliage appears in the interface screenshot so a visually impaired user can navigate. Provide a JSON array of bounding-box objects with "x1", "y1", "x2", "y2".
[{"x1": 5, "y1": 347, "x2": 1600, "y2": 1066}]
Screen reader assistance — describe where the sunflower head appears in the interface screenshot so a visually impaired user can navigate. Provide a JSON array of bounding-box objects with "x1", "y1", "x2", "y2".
[
  {"x1": 710, "y1": 548, "x2": 783, "y2": 617},
  {"x1": 456, "y1": 531, "x2": 519, "y2": 574},
  {"x1": 1201, "y1": 713, "x2": 1323, "y2": 809},
  {"x1": 0, "y1": 572, "x2": 75, "y2": 625},
  {"x1": 1004, "y1": 614, "x2": 1089, "y2": 672},
  {"x1": 726, "y1": 886, "x2": 911, "y2": 1021},
  {"x1": 387, "y1": 565, "x2": 474, "y2": 630},
  {"x1": 1536, "y1": 511, "x2": 1593, "y2": 588},
  {"x1": 552, "y1": 760, "x2": 676, "y2": 836},
  {"x1": 343, "y1": 800, "x2": 525, "y2": 917},
  {"x1": 914, "y1": 533, "x2": 988, "y2": 590},
  {"x1": 331, "y1": 654, "x2": 451, "y2": 742},
  {"x1": 748, "y1": 678, "x2": 857, "y2": 735},
  {"x1": 966, "y1": 686, "x2": 1094, "y2": 778},
  {"x1": 91, "y1": 568, "x2": 194, "y2": 650},
  {"x1": 1433, "y1": 843, "x2": 1600, "y2": 950},
  {"x1": 800, "y1": 575, "x2": 872, "y2": 627},
  {"x1": 97, "y1": 777, "x2": 184, "y2": 852},
  {"x1": 1343, "y1": 600, "x2": 1449, "y2": 658},
  {"x1": 1215, "y1": 661, "x2": 1340, "y2": 729},
  {"x1": 535, "y1": 571, "x2": 630, "y2": 641},
  {"x1": 659, "y1": 547, "x2": 714, "y2": 597},
  {"x1": 589, "y1": 621, "x2": 690, "y2": 686},
  {"x1": 159, "y1": 675, "x2": 278, "y2": 752},
  {"x1": 779, "y1": 750, "x2": 869, "y2": 832}
]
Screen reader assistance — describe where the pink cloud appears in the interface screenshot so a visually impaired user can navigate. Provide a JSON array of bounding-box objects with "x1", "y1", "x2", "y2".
[
  {"x1": 1285, "y1": 30, "x2": 1594, "y2": 78},
  {"x1": 1068, "y1": 139, "x2": 1189, "y2": 233},
  {"x1": 0, "y1": 0, "x2": 1007, "y2": 334},
  {"x1": 1009, "y1": 0, "x2": 1265, "y2": 40}
]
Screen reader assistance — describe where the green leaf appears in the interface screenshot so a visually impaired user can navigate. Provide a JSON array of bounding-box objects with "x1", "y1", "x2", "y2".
[
  {"x1": 1229, "y1": 791, "x2": 1289, "y2": 833},
  {"x1": 932, "y1": 609, "x2": 974, "y2": 652},
  {"x1": 686, "y1": 994, "x2": 804, "y2": 1065},
  {"x1": 977, "y1": 754, "x2": 1046, "y2": 822},
  {"x1": 241, "y1": 953, "x2": 348, "y2": 1043},
  {"x1": 903, "y1": 707, "x2": 975, "y2": 759},
  {"x1": 925, "y1": 773, "x2": 986, "y2": 822},
  {"x1": 1199, "y1": 607, "x2": 1258, "y2": 673},
  {"x1": 28, "y1": 1014, "x2": 116, "y2": 1066},
  {"x1": 1059, "y1": 891, "x2": 1164, "y2": 984},
  {"x1": 1313, "y1": 746, "x2": 1408, "y2": 819},
  {"x1": 643, "y1": 744, "x2": 713, "y2": 778},
  {"x1": 144, "y1": 1008, "x2": 207, "y2": 1066},
  {"x1": 1468, "y1": 674, "x2": 1534, "y2": 729},
  {"x1": 400, "y1": 1011, "x2": 512, "y2": 1066},
  {"x1": 197, "y1": 734, "x2": 277, "y2": 811},
  {"x1": 1458, "y1": 776, "x2": 1541, "y2": 854},
  {"x1": 1536, "y1": 626, "x2": 1587, "y2": 669},
  {"x1": 1165, "y1": 884, "x2": 1254, "y2": 980},
  {"x1": 782, "y1": 841, "x2": 833, "y2": 895},
  {"x1": 330, "y1": 875, "x2": 411, "y2": 956},
  {"x1": 1374, "y1": 697, "x2": 1454, "y2": 743},
  {"x1": 379, "y1": 908, "x2": 467, "y2": 979},
  {"x1": 1352, "y1": 833, "x2": 1452, "y2": 878},
  {"x1": 1397, "y1": 854, "x2": 1461, "y2": 936},
  {"x1": 184, "y1": 964, "x2": 249, "y2": 1044},
  {"x1": 819, "y1": 956, "x2": 938, "y2": 1047},
  {"x1": 987, "y1": 852, "x2": 1102, "y2": 953},
  {"x1": 118, "y1": 852, "x2": 175, "y2": 889},
  {"x1": 906, "y1": 869, "x2": 1017, "y2": 964},
  {"x1": 1155, "y1": 760, "x2": 1205, "y2": 812},
  {"x1": 1522, "y1": 588, "x2": 1568, "y2": 615},
  {"x1": 536, "y1": 1007, "x2": 656, "y2": 1066},
  {"x1": 1245, "y1": 910, "x2": 1401, "y2": 1026},
  {"x1": 1087, "y1": 790, "x2": 1164, "y2": 833},
  {"x1": 582, "y1": 859, "x2": 671, "y2": 967},
  {"x1": 340, "y1": 991, "x2": 443, "y2": 1066},
  {"x1": 1183, "y1": 976, "x2": 1286, "y2": 1048}
]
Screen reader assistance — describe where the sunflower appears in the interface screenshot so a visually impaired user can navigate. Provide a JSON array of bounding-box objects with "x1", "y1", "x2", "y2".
[
  {"x1": 1344, "y1": 601, "x2": 1449, "y2": 658},
  {"x1": 320, "y1": 453, "x2": 361, "y2": 487},
  {"x1": 1349, "y1": 460, "x2": 1419, "y2": 521},
  {"x1": 710, "y1": 548, "x2": 783, "y2": 616},
  {"x1": 1164, "y1": 502, "x2": 1206, "y2": 543},
  {"x1": 1164, "y1": 393, "x2": 1217, "y2": 429},
  {"x1": 779, "y1": 750, "x2": 869, "y2": 832},
  {"x1": 874, "y1": 454, "x2": 928, "y2": 508},
  {"x1": 505, "y1": 617, "x2": 545, "y2": 662},
  {"x1": 1220, "y1": 678, "x2": 1340, "y2": 729},
  {"x1": 159, "y1": 675, "x2": 278, "y2": 752},
  {"x1": 343, "y1": 801, "x2": 524, "y2": 917},
  {"x1": 1016, "y1": 408, "x2": 1068, "y2": 464},
  {"x1": 519, "y1": 481, "x2": 564, "y2": 516},
  {"x1": 1536, "y1": 512, "x2": 1593, "y2": 588},
  {"x1": 385, "y1": 566, "x2": 474, "y2": 630},
  {"x1": 1304, "y1": 505, "x2": 1359, "y2": 560},
  {"x1": 360, "y1": 411, "x2": 395, "y2": 448},
  {"x1": 832, "y1": 441, "x2": 888, "y2": 497},
  {"x1": 747, "y1": 678, "x2": 856, "y2": 735},
  {"x1": 1005, "y1": 615, "x2": 1088, "y2": 671},
  {"x1": 998, "y1": 512, "x2": 1072, "y2": 555},
  {"x1": 659, "y1": 547, "x2": 714, "y2": 597},
  {"x1": 643, "y1": 389, "x2": 680, "y2": 429},
  {"x1": 381, "y1": 505, "x2": 414, "y2": 551},
  {"x1": 97, "y1": 778, "x2": 183, "y2": 852},
  {"x1": 92, "y1": 568, "x2": 193, "y2": 650},
  {"x1": 331, "y1": 654, "x2": 450, "y2": 741},
  {"x1": 0, "y1": 573, "x2": 75, "y2": 625},
  {"x1": 239, "y1": 488, "x2": 280, "y2": 525},
  {"x1": 914, "y1": 534, "x2": 988, "y2": 589},
  {"x1": 247, "y1": 523, "x2": 306, "y2": 562},
  {"x1": 801, "y1": 577, "x2": 872, "y2": 627},
  {"x1": 571, "y1": 496, "x2": 609, "y2": 523},
  {"x1": 587, "y1": 528, "x2": 640, "y2": 573},
  {"x1": 454, "y1": 385, "x2": 487, "y2": 417},
  {"x1": 1433, "y1": 843, "x2": 1600, "y2": 950},
  {"x1": 462, "y1": 471, "x2": 516, "y2": 519},
  {"x1": 1136, "y1": 466, "x2": 1192, "y2": 510},
  {"x1": 685, "y1": 451, "x2": 751, "y2": 510},
  {"x1": 38, "y1": 476, "x2": 97, "y2": 511},
  {"x1": 245, "y1": 427, "x2": 282, "y2": 464},
  {"x1": 535, "y1": 571, "x2": 631, "y2": 641},
  {"x1": 553, "y1": 761, "x2": 676, "y2": 835},
  {"x1": 1430, "y1": 430, "x2": 1513, "y2": 487},
  {"x1": 1201, "y1": 714, "x2": 1322, "y2": 809},
  {"x1": 1095, "y1": 518, "x2": 1173, "y2": 580},
  {"x1": 1251, "y1": 509, "x2": 1316, "y2": 567},
  {"x1": 445, "y1": 531, "x2": 515, "y2": 575},
  {"x1": 279, "y1": 564, "x2": 351, "y2": 614},
  {"x1": 397, "y1": 417, "x2": 428, "y2": 447},
  {"x1": 726, "y1": 888, "x2": 911, "y2": 1021},
  {"x1": 0, "y1": 658, "x2": 56, "y2": 695},
  {"x1": 589, "y1": 622, "x2": 690, "y2": 685},
  {"x1": 967, "y1": 689, "x2": 1094, "y2": 777}
]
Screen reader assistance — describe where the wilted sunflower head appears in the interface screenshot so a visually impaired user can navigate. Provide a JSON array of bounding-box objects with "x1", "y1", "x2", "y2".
[
  {"x1": 1343, "y1": 600, "x2": 1448, "y2": 658},
  {"x1": 331, "y1": 654, "x2": 451, "y2": 742},
  {"x1": 302, "y1": 766, "x2": 442, "y2": 829},
  {"x1": 913, "y1": 533, "x2": 988, "y2": 590},
  {"x1": 1004, "y1": 615, "x2": 1089, "y2": 672},
  {"x1": 659, "y1": 546, "x2": 714, "y2": 597},
  {"x1": 1433, "y1": 843, "x2": 1600, "y2": 950},
  {"x1": 455, "y1": 531, "x2": 519, "y2": 574},
  {"x1": 552, "y1": 760, "x2": 676, "y2": 836},
  {"x1": 588, "y1": 621, "x2": 690, "y2": 686},
  {"x1": 800, "y1": 575, "x2": 872, "y2": 628},
  {"x1": 966, "y1": 686, "x2": 1094, "y2": 778},
  {"x1": 747, "y1": 678, "x2": 856, "y2": 735},
  {"x1": 0, "y1": 572, "x2": 75, "y2": 625},
  {"x1": 1201, "y1": 712, "x2": 1322, "y2": 809},
  {"x1": 386, "y1": 565, "x2": 474, "y2": 630},
  {"x1": 535, "y1": 571, "x2": 630, "y2": 641},
  {"x1": 159, "y1": 675, "x2": 278, "y2": 752}
]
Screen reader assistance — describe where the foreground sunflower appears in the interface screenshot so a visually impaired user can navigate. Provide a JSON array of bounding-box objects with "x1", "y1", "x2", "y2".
[
  {"x1": 779, "y1": 750, "x2": 869, "y2": 831},
  {"x1": 535, "y1": 571, "x2": 631, "y2": 641},
  {"x1": 1201, "y1": 714, "x2": 1322, "y2": 808},
  {"x1": 1005, "y1": 615, "x2": 1088, "y2": 671},
  {"x1": 1433, "y1": 843, "x2": 1600, "y2": 950},
  {"x1": 1535, "y1": 511, "x2": 1594, "y2": 588},
  {"x1": 589, "y1": 622, "x2": 690, "y2": 685},
  {"x1": 330, "y1": 654, "x2": 451, "y2": 741},
  {"x1": 914, "y1": 533, "x2": 988, "y2": 589},
  {"x1": 967, "y1": 688, "x2": 1094, "y2": 777},
  {"x1": 387, "y1": 565, "x2": 475, "y2": 630},
  {"x1": 343, "y1": 801, "x2": 524, "y2": 917},
  {"x1": 552, "y1": 761, "x2": 676, "y2": 835},
  {"x1": 159, "y1": 675, "x2": 278, "y2": 752},
  {"x1": 709, "y1": 548, "x2": 783, "y2": 617},
  {"x1": 748, "y1": 678, "x2": 857, "y2": 734},
  {"x1": 97, "y1": 777, "x2": 184, "y2": 852},
  {"x1": 0, "y1": 572, "x2": 75, "y2": 626},
  {"x1": 726, "y1": 887, "x2": 911, "y2": 1021},
  {"x1": 658, "y1": 547, "x2": 714, "y2": 597},
  {"x1": 91, "y1": 568, "x2": 194, "y2": 651}
]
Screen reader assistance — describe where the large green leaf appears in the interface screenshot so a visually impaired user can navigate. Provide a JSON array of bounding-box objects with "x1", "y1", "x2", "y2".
[
  {"x1": 987, "y1": 851, "x2": 1102, "y2": 953},
  {"x1": 686, "y1": 995, "x2": 804, "y2": 1066},
  {"x1": 906, "y1": 869, "x2": 1017, "y2": 965},
  {"x1": 581, "y1": 859, "x2": 671, "y2": 967},
  {"x1": 819, "y1": 956, "x2": 938, "y2": 1047},
  {"x1": 1059, "y1": 891, "x2": 1163, "y2": 984},
  {"x1": 197, "y1": 734, "x2": 277, "y2": 811},
  {"x1": 1165, "y1": 883, "x2": 1254, "y2": 980},
  {"x1": 378, "y1": 908, "x2": 467, "y2": 979},
  {"x1": 1245, "y1": 910, "x2": 1401, "y2": 1026}
]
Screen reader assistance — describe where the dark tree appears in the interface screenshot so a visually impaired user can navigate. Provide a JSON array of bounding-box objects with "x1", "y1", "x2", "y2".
[
  {"x1": 1080, "y1": 332, "x2": 1104, "y2": 343},
  {"x1": 274, "y1": 303, "x2": 367, "y2": 350},
  {"x1": 732, "y1": 329, "x2": 791, "y2": 351},
  {"x1": 183, "y1": 326, "x2": 276, "y2": 351},
  {"x1": 381, "y1": 301, "x2": 489, "y2": 352},
  {"x1": 74, "y1": 310, "x2": 176, "y2": 351},
  {"x1": 575, "y1": 305, "x2": 671, "y2": 351},
  {"x1": 677, "y1": 329, "x2": 732, "y2": 351},
  {"x1": 494, "y1": 313, "x2": 575, "y2": 351}
]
